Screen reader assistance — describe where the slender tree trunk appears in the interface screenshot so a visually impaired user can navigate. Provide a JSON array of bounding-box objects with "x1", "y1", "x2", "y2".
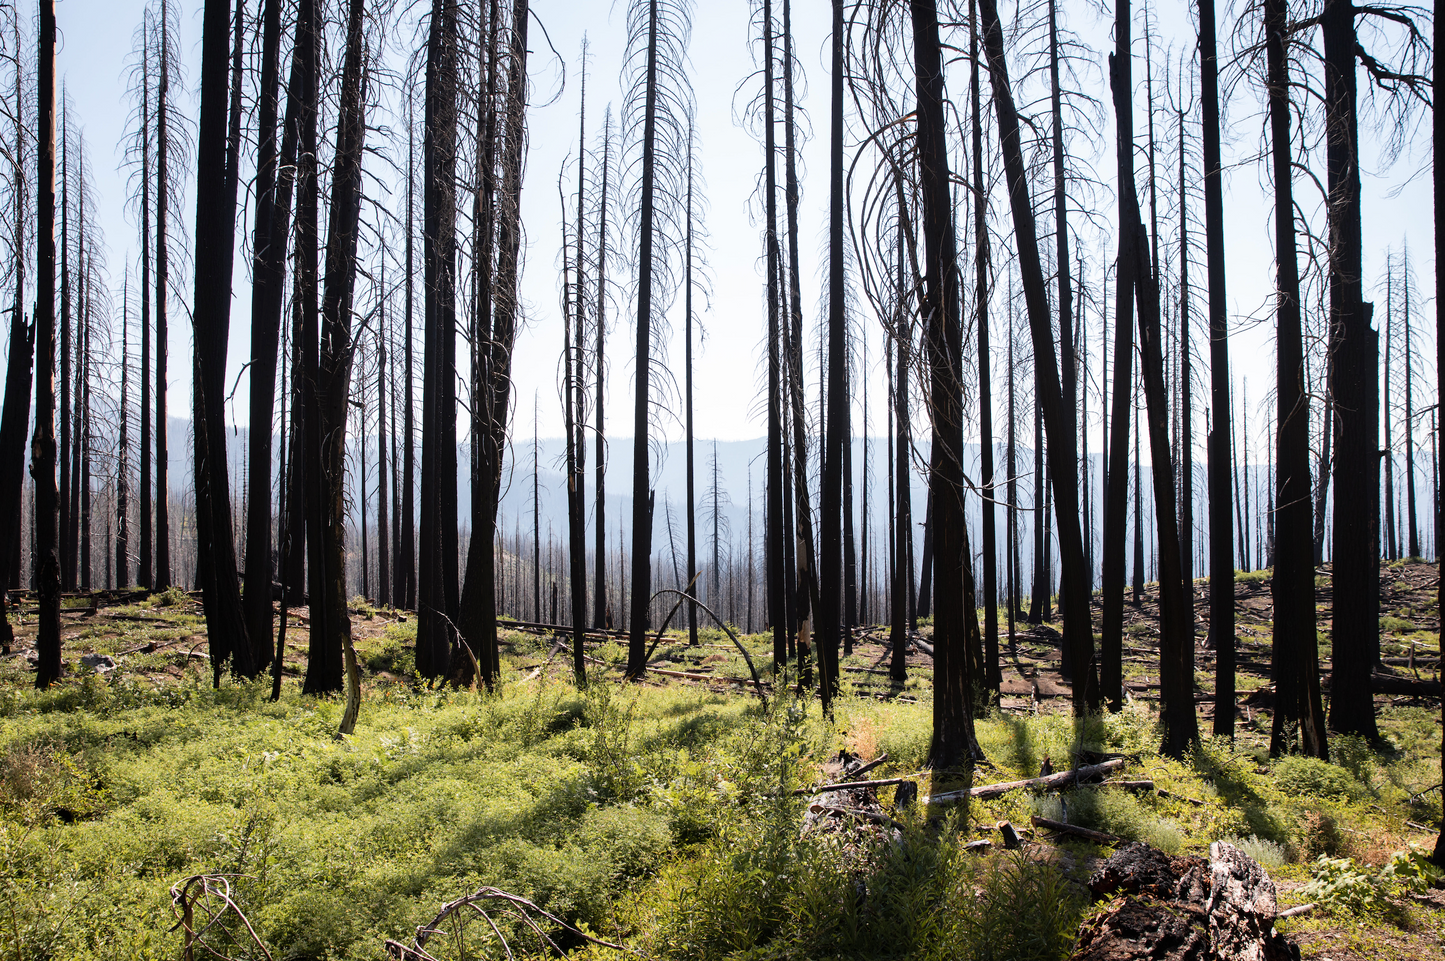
[
  {"x1": 155, "y1": 0, "x2": 171, "y2": 591},
  {"x1": 192, "y1": 0, "x2": 252, "y2": 678},
  {"x1": 820, "y1": 0, "x2": 847, "y2": 701},
  {"x1": 1384, "y1": 272, "x2": 1397, "y2": 560},
  {"x1": 1266, "y1": 0, "x2": 1326, "y2": 756},
  {"x1": 685, "y1": 113, "x2": 698, "y2": 647},
  {"x1": 1405, "y1": 251, "x2": 1419, "y2": 558},
  {"x1": 34, "y1": 0, "x2": 61, "y2": 687},
  {"x1": 1099, "y1": 0, "x2": 1137, "y2": 711},
  {"x1": 625, "y1": 0, "x2": 665, "y2": 677},
  {"x1": 593, "y1": 116, "x2": 612, "y2": 629},
  {"x1": 1200, "y1": 0, "x2": 1234, "y2": 734},
  {"x1": 244, "y1": 0, "x2": 301, "y2": 664},
  {"x1": 889, "y1": 219, "x2": 910, "y2": 686},
  {"x1": 912, "y1": 0, "x2": 985, "y2": 764},
  {"x1": 310, "y1": 0, "x2": 368, "y2": 730},
  {"x1": 1178, "y1": 108, "x2": 1194, "y2": 634},
  {"x1": 58, "y1": 104, "x2": 69, "y2": 592},
  {"x1": 979, "y1": 0, "x2": 1098, "y2": 715},
  {"x1": 140, "y1": 22, "x2": 152, "y2": 590},
  {"x1": 1432, "y1": 0, "x2": 1443, "y2": 860},
  {"x1": 764, "y1": 0, "x2": 787, "y2": 672},
  {"x1": 378, "y1": 309, "x2": 389, "y2": 608},
  {"x1": 0, "y1": 31, "x2": 30, "y2": 646},
  {"x1": 1030, "y1": 401, "x2": 1043, "y2": 623},
  {"x1": 967, "y1": 3, "x2": 998, "y2": 688}
]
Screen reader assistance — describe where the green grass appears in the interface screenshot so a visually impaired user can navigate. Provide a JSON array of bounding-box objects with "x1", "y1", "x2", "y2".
[{"x1": 3, "y1": 582, "x2": 1445, "y2": 959}]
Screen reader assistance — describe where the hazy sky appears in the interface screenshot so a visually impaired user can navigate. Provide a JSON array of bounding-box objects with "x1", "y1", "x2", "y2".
[{"x1": 47, "y1": 0, "x2": 1437, "y2": 472}]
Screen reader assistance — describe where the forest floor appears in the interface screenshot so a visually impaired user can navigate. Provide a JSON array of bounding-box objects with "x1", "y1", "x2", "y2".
[{"x1": 0, "y1": 564, "x2": 1442, "y2": 959}]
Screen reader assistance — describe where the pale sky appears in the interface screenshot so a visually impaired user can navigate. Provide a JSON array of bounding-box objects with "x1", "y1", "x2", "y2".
[{"x1": 45, "y1": 0, "x2": 1438, "y2": 474}]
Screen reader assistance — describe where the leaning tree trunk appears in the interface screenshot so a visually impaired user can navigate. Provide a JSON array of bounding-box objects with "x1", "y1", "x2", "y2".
[
  {"x1": 978, "y1": 0, "x2": 1098, "y2": 716},
  {"x1": 1266, "y1": 0, "x2": 1327, "y2": 758}
]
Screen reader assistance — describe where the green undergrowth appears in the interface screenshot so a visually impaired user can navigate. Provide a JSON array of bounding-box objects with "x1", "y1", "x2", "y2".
[{"x1": 0, "y1": 655, "x2": 1440, "y2": 959}]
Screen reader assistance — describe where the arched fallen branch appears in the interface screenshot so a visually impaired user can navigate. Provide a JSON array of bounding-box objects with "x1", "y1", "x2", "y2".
[
  {"x1": 169, "y1": 874, "x2": 273, "y2": 961},
  {"x1": 384, "y1": 885, "x2": 636, "y2": 960},
  {"x1": 645, "y1": 589, "x2": 767, "y2": 703}
]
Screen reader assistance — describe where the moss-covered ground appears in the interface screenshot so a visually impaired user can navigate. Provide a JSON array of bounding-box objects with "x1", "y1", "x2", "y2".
[{"x1": 0, "y1": 563, "x2": 1442, "y2": 959}]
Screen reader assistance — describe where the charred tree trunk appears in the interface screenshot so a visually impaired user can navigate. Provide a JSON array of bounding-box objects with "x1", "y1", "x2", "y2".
[
  {"x1": 34, "y1": 0, "x2": 61, "y2": 687},
  {"x1": 593, "y1": 117, "x2": 612, "y2": 629},
  {"x1": 979, "y1": 0, "x2": 1098, "y2": 716},
  {"x1": 139, "y1": 22, "x2": 152, "y2": 590},
  {"x1": 1266, "y1": 0, "x2": 1326, "y2": 757},
  {"x1": 1200, "y1": 0, "x2": 1234, "y2": 735},
  {"x1": 765, "y1": 0, "x2": 787, "y2": 672},
  {"x1": 311, "y1": 0, "x2": 369, "y2": 728},
  {"x1": 417, "y1": 0, "x2": 459, "y2": 681},
  {"x1": 192, "y1": 0, "x2": 252, "y2": 678},
  {"x1": 1324, "y1": 0, "x2": 1377, "y2": 742},
  {"x1": 155, "y1": 0, "x2": 171, "y2": 591},
  {"x1": 912, "y1": 0, "x2": 985, "y2": 765},
  {"x1": 244, "y1": 0, "x2": 302, "y2": 665},
  {"x1": 972, "y1": 0, "x2": 998, "y2": 694},
  {"x1": 0, "y1": 33, "x2": 30, "y2": 646},
  {"x1": 820, "y1": 0, "x2": 847, "y2": 704}
]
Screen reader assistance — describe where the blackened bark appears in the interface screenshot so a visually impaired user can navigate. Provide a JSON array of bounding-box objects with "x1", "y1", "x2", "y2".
[
  {"x1": 1177, "y1": 108, "x2": 1194, "y2": 632},
  {"x1": 34, "y1": 0, "x2": 61, "y2": 687},
  {"x1": 971, "y1": 0, "x2": 999, "y2": 694},
  {"x1": 243, "y1": 0, "x2": 299, "y2": 665},
  {"x1": 139, "y1": 23, "x2": 152, "y2": 590},
  {"x1": 979, "y1": 0, "x2": 1098, "y2": 716},
  {"x1": 890, "y1": 227, "x2": 910, "y2": 685},
  {"x1": 820, "y1": 0, "x2": 846, "y2": 705},
  {"x1": 1405, "y1": 254, "x2": 1419, "y2": 558},
  {"x1": 155, "y1": 0, "x2": 171, "y2": 591},
  {"x1": 191, "y1": 0, "x2": 251, "y2": 679},
  {"x1": 0, "y1": 33, "x2": 30, "y2": 645},
  {"x1": 593, "y1": 117, "x2": 612, "y2": 628},
  {"x1": 402, "y1": 106, "x2": 416, "y2": 611},
  {"x1": 1200, "y1": 0, "x2": 1234, "y2": 736},
  {"x1": 1266, "y1": 0, "x2": 1327, "y2": 757},
  {"x1": 311, "y1": 0, "x2": 368, "y2": 725},
  {"x1": 1324, "y1": 0, "x2": 1377, "y2": 742},
  {"x1": 765, "y1": 0, "x2": 787, "y2": 673},
  {"x1": 1100, "y1": 0, "x2": 1136, "y2": 711},
  {"x1": 1128, "y1": 214, "x2": 1198, "y2": 757},
  {"x1": 417, "y1": 0, "x2": 459, "y2": 681},
  {"x1": 912, "y1": 0, "x2": 984, "y2": 765}
]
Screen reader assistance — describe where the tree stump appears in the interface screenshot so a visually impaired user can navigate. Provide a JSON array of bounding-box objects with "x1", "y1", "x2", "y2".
[{"x1": 1071, "y1": 842, "x2": 1299, "y2": 961}]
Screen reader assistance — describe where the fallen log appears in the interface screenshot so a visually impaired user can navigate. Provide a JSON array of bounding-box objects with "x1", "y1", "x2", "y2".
[
  {"x1": 925, "y1": 757, "x2": 1128, "y2": 804},
  {"x1": 1030, "y1": 815, "x2": 1118, "y2": 845}
]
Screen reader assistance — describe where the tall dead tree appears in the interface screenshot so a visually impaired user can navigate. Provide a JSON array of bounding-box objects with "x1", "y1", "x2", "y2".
[
  {"x1": 311, "y1": 0, "x2": 369, "y2": 731},
  {"x1": 911, "y1": 0, "x2": 985, "y2": 764},
  {"x1": 592, "y1": 112, "x2": 613, "y2": 629},
  {"x1": 1099, "y1": 0, "x2": 1136, "y2": 711},
  {"x1": 417, "y1": 0, "x2": 460, "y2": 681},
  {"x1": 0, "y1": 13, "x2": 31, "y2": 647},
  {"x1": 1200, "y1": 0, "x2": 1234, "y2": 735},
  {"x1": 1265, "y1": 0, "x2": 1326, "y2": 757},
  {"x1": 970, "y1": 0, "x2": 999, "y2": 695},
  {"x1": 191, "y1": 0, "x2": 251, "y2": 679},
  {"x1": 242, "y1": 0, "x2": 299, "y2": 663},
  {"x1": 33, "y1": 0, "x2": 60, "y2": 687},
  {"x1": 624, "y1": 0, "x2": 692, "y2": 677},
  {"x1": 979, "y1": 0, "x2": 1098, "y2": 716},
  {"x1": 154, "y1": 0, "x2": 172, "y2": 591}
]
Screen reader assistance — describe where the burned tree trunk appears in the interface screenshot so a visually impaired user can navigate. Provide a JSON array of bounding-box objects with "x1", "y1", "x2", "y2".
[{"x1": 979, "y1": 0, "x2": 1098, "y2": 716}]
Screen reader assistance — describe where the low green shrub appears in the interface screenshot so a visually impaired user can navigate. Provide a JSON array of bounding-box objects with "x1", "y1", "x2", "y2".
[{"x1": 1273, "y1": 755, "x2": 1363, "y2": 801}]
